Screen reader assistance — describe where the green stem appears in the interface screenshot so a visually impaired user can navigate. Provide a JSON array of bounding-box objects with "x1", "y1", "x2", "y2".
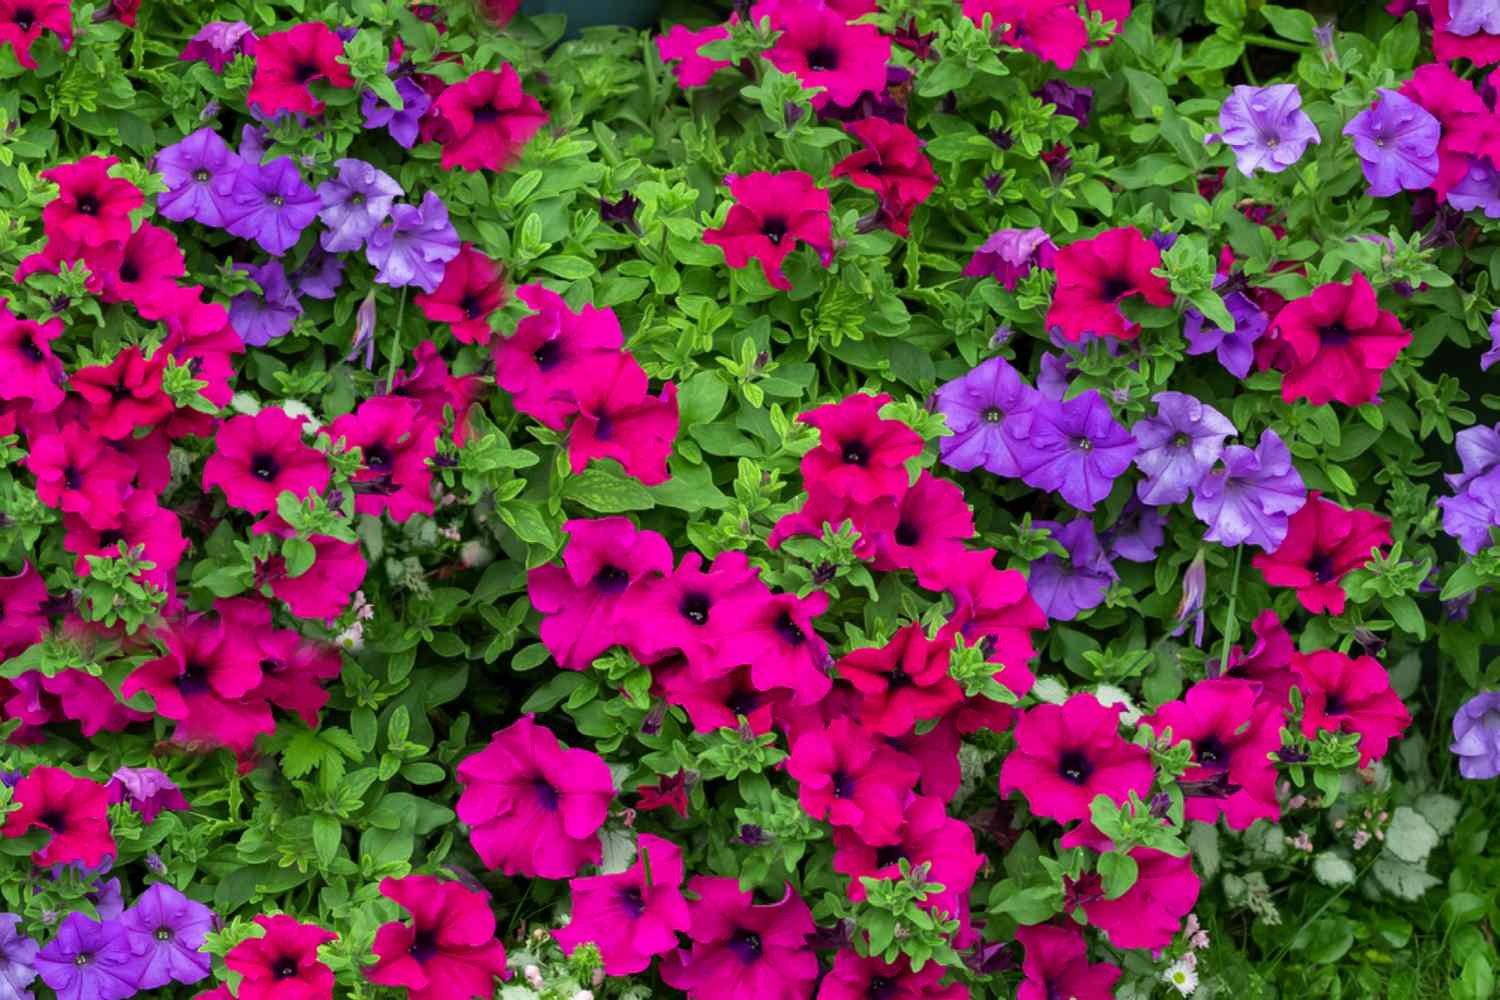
[
  {"x1": 1244, "y1": 33, "x2": 1304, "y2": 53},
  {"x1": 384, "y1": 286, "x2": 408, "y2": 394},
  {"x1": 1218, "y1": 544, "x2": 1245, "y2": 676}
]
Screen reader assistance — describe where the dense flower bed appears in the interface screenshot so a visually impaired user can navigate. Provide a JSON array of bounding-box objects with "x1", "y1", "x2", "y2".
[{"x1": 2, "y1": 0, "x2": 1500, "y2": 998}]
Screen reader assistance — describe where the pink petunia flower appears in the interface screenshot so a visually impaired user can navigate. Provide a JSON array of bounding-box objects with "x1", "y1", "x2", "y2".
[
  {"x1": 40, "y1": 156, "x2": 142, "y2": 248},
  {"x1": 868, "y1": 472, "x2": 975, "y2": 575},
  {"x1": 0, "y1": 562, "x2": 49, "y2": 655},
  {"x1": 1293, "y1": 649, "x2": 1412, "y2": 766},
  {"x1": 832, "y1": 793, "x2": 981, "y2": 918},
  {"x1": 25, "y1": 424, "x2": 135, "y2": 530},
  {"x1": 998, "y1": 693, "x2": 1154, "y2": 823},
  {"x1": 563, "y1": 351, "x2": 679, "y2": 486},
  {"x1": 1251, "y1": 493, "x2": 1392, "y2": 615},
  {"x1": 761, "y1": 4, "x2": 890, "y2": 110},
  {"x1": 226, "y1": 915, "x2": 336, "y2": 1000},
  {"x1": 704, "y1": 171, "x2": 833, "y2": 291},
  {"x1": 203, "y1": 408, "x2": 330, "y2": 515},
  {"x1": 715, "y1": 588, "x2": 834, "y2": 704},
  {"x1": 787, "y1": 716, "x2": 919, "y2": 845},
  {"x1": 0, "y1": 298, "x2": 66, "y2": 413},
  {"x1": 1014, "y1": 923, "x2": 1120, "y2": 1000},
  {"x1": 659, "y1": 877, "x2": 819, "y2": 1000},
  {"x1": 329, "y1": 396, "x2": 439, "y2": 523},
  {"x1": 656, "y1": 23, "x2": 732, "y2": 88},
  {"x1": 554, "y1": 833, "x2": 691, "y2": 974},
  {"x1": 818, "y1": 950, "x2": 968, "y2": 1000},
  {"x1": 64, "y1": 491, "x2": 188, "y2": 604},
  {"x1": 1068, "y1": 845, "x2": 1200, "y2": 954},
  {"x1": 831, "y1": 118, "x2": 939, "y2": 237},
  {"x1": 247, "y1": 22, "x2": 354, "y2": 117},
  {"x1": 1046, "y1": 226, "x2": 1175, "y2": 342},
  {"x1": 0, "y1": 0, "x2": 73, "y2": 68},
  {"x1": 431, "y1": 65, "x2": 548, "y2": 173},
  {"x1": 836, "y1": 623, "x2": 964, "y2": 737},
  {"x1": 493, "y1": 284, "x2": 625, "y2": 429},
  {"x1": 626, "y1": 550, "x2": 765, "y2": 677},
  {"x1": 1264, "y1": 272, "x2": 1410, "y2": 407},
  {"x1": 1148, "y1": 678, "x2": 1284, "y2": 829},
  {"x1": 251, "y1": 515, "x2": 368, "y2": 622},
  {"x1": 799, "y1": 393, "x2": 922, "y2": 504},
  {"x1": 368, "y1": 875, "x2": 509, "y2": 1000},
  {"x1": 963, "y1": 0, "x2": 1092, "y2": 70},
  {"x1": 1, "y1": 766, "x2": 116, "y2": 868}
]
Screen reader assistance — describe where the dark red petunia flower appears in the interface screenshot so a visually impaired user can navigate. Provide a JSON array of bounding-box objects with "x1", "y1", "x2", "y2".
[
  {"x1": 635, "y1": 769, "x2": 690, "y2": 818},
  {"x1": 247, "y1": 22, "x2": 355, "y2": 117},
  {"x1": 1264, "y1": 271, "x2": 1410, "y2": 407},
  {"x1": 2, "y1": 766, "x2": 116, "y2": 867},
  {"x1": 1046, "y1": 226, "x2": 1174, "y2": 342},
  {"x1": 226, "y1": 915, "x2": 337, "y2": 1000},
  {"x1": 798, "y1": 392, "x2": 922, "y2": 503},
  {"x1": 413, "y1": 243, "x2": 507, "y2": 345},
  {"x1": 0, "y1": 0, "x2": 73, "y2": 69},
  {"x1": 70, "y1": 347, "x2": 174, "y2": 439},
  {"x1": 431, "y1": 65, "x2": 548, "y2": 173},
  {"x1": 40, "y1": 155, "x2": 143, "y2": 249},
  {"x1": 830, "y1": 117, "x2": 939, "y2": 237},
  {"x1": 1251, "y1": 493, "x2": 1392, "y2": 615},
  {"x1": 704, "y1": 171, "x2": 833, "y2": 291},
  {"x1": 1293, "y1": 649, "x2": 1411, "y2": 766}
]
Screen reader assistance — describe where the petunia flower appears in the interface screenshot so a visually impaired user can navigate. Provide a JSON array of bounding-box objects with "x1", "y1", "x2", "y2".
[
  {"x1": 2, "y1": 767, "x2": 116, "y2": 868},
  {"x1": 932, "y1": 356, "x2": 1040, "y2": 478},
  {"x1": 963, "y1": 0, "x2": 1092, "y2": 70},
  {"x1": 1450, "y1": 690, "x2": 1500, "y2": 780},
  {"x1": 1015, "y1": 923, "x2": 1120, "y2": 1000},
  {"x1": 329, "y1": 396, "x2": 440, "y2": 523},
  {"x1": 625, "y1": 550, "x2": 764, "y2": 678},
  {"x1": 120, "y1": 883, "x2": 214, "y2": 989},
  {"x1": 1025, "y1": 518, "x2": 1118, "y2": 621},
  {"x1": 1036, "y1": 79, "x2": 1094, "y2": 125},
  {"x1": 1148, "y1": 678, "x2": 1284, "y2": 829},
  {"x1": 1191, "y1": 429, "x2": 1307, "y2": 550},
  {"x1": 179, "y1": 20, "x2": 257, "y2": 73},
  {"x1": 1251, "y1": 493, "x2": 1391, "y2": 615},
  {"x1": 0, "y1": 563, "x2": 49, "y2": 656},
  {"x1": 762, "y1": 4, "x2": 891, "y2": 110},
  {"x1": 365, "y1": 191, "x2": 461, "y2": 293},
  {"x1": 247, "y1": 22, "x2": 354, "y2": 117},
  {"x1": 251, "y1": 516, "x2": 367, "y2": 624},
  {"x1": 830, "y1": 117, "x2": 939, "y2": 236},
  {"x1": 119, "y1": 615, "x2": 264, "y2": 724},
  {"x1": 105, "y1": 767, "x2": 190, "y2": 824},
  {"x1": 655, "y1": 23, "x2": 732, "y2": 88},
  {"x1": 492, "y1": 284, "x2": 624, "y2": 429},
  {"x1": 1183, "y1": 273, "x2": 1268, "y2": 378},
  {"x1": 563, "y1": 352, "x2": 679, "y2": 486},
  {"x1": 1132, "y1": 391, "x2": 1237, "y2": 506},
  {"x1": 223, "y1": 156, "x2": 321, "y2": 256},
  {"x1": 962, "y1": 227, "x2": 1057, "y2": 289},
  {"x1": 1343, "y1": 89, "x2": 1441, "y2": 196},
  {"x1": 798, "y1": 392, "x2": 922, "y2": 504},
  {"x1": 1014, "y1": 389, "x2": 1139, "y2": 511},
  {"x1": 0, "y1": 0, "x2": 73, "y2": 68},
  {"x1": 831, "y1": 792, "x2": 981, "y2": 918},
  {"x1": 316, "y1": 158, "x2": 403, "y2": 252},
  {"x1": 229, "y1": 260, "x2": 304, "y2": 346},
  {"x1": 554, "y1": 834, "x2": 690, "y2": 975},
  {"x1": 999, "y1": 693, "x2": 1154, "y2": 823},
  {"x1": 25, "y1": 424, "x2": 135, "y2": 530},
  {"x1": 361, "y1": 76, "x2": 432, "y2": 149},
  {"x1": 0, "y1": 297, "x2": 66, "y2": 413},
  {"x1": 92, "y1": 221, "x2": 188, "y2": 316},
  {"x1": 1399, "y1": 63, "x2": 1489, "y2": 200},
  {"x1": 869, "y1": 471, "x2": 976, "y2": 575},
  {"x1": 820, "y1": 950, "x2": 968, "y2": 1000},
  {"x1": 367, "y1": 875, "x2": 509, "y2": 1000},
  {"x1": 40, "y1": 156, "x2": 142, "y2": 249},
  {"x1": 0, "y1": 913, "x2": 39, "y2": 1000},
  {"x1": 293, "y1": 246, "x2": 344, "y2": 300},
  {"x1": 715, "y1": 589, "x2": 835, "y2": 705},
  {"x1": 1046, "y1": 226, "x2": 1175, "y2": 342},
  {"x1": 1293, "y1": 650, "x2": 1411, "y2": 766},
  {"x1": 431, "y1": 65, "x2": 548, "y2": 173},
  {"x1": 202, "y1": 407, "x2": 330, "y2": 514},
  {"x1": 225, "y1": 915, "x2": 336, "y2": 1000},
  {"x1": 704, "y1": 171, "x2": 834, "y2": 291},
  {"x1": 1070, "y1": 845, "x2": 1200, "y2": 955},
  {"x1": 659, "y1": 877, "x2": 818, "y2": 1000},
  {"x1": 413, "y1": 243, "x2": 506, "y2": 344},
  {"x1": 1205, "y1": 84, "x2": 1321, "y2": 176},
  {"x1": 35, "y1": 914, "x2": 137, "y2": 1000},
  {"x1": 154, "y1": 127, "x2": 244, "y2": 229}
]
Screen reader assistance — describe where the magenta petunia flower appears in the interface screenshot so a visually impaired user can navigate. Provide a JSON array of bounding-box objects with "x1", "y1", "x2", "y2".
[
  {"x1": 1343, "y1": 89, "x2": 1441, "y2": 196},
  {"x1": 819, "y1": 950, "x2": 968, "y2": 1000},
  {"x1": 493, "y1": 284, "x2": 625, "y2": 429},
  {"x1": 40, "y1": 156, "x2": 143, "y2": 249},
  {"x1": 564, "y1": 352, "x2": 679, "y2": 486},
  {"x1": 1148, "y1": 678, "x2": 1284, "y2": 829},
  {"x1": 659, "y1": 877, "x2": 818, "y2": 1000},
  {"x1": 120, "y1": 615, "x2": 264, "y2": 724},
  {"x1": 962, "y1": 0, "x2": 1092, "y2": 71},
  {"x1": 787, "y1": 717, "x2": 920, "y2": 844},
  {"x1": 655, "y1": 658, "x2": 791, "y2": 734},
  {"x1": 414, "y1": 243, "x2": 507, "y2": 345},
  {"x1": 1046, "y1": 226, "x2": 1175, "y2": 342},
  {"x1": 0, "y1": 297, "x2": 66, "y2": 413},
  {"x1": 920, "y1": 546, "x2": 1045, "y2": 680},
  {"x1": 769, "y1": 486, "x2": 892, "y2": 562},
  {"x1": 655, "y1": 23, "x2": 731, "y2": 88},
  {"x1": 554, "y1": 833, "x2": 691, "y2": 974},
  {"x1": 1251, "y1": 493, "x2": 1391, "y2": 615},
  {"x1": 225, "y1": 915, "x2": 337, "y2": 1000},
  {"x1": 625, "y1": 549, "x2": 764, "y2": 678},
  {"x1": 704, "y1": 171, "x2": 833, "y2": 291},
  {"x1": 830, "y1": 117, "x2": 939, "y2": 236},
  {"x1": 799, "y1": 392, "x2": 922, "y2": 504},
  {"x1": 1068, "y1": 844, "x2": 1200, "y2": 954},
  {"x1": 246, "y1": 22, "x2": 353, "y2": 117},
  {"x1": 431, "y1": 65, "x2": 549, "y2": 173},
  {"x1": 1294, "y1": 650, "x2": 1411, "y2": 766},
  {"x1": 715, "y1": 588, "x2": 834, "y2": 705},
  {"x1": 252, "y1": 515, "x2": 367, "y2": 624},
  {"x1": 223, "y1": 156, "x2": 321, "y2": 256},
  {"x1": 202, "y1": 407, "x2": 330, "y2": 514},
  {"x1": 455, "y1": 715, "x2": 616, "y2": 878},
  {"x1": 762, "y1": 4, "x2": 890, "y2": 109},
  {"x1": 961, "y1": 227, "x2": 1057, "y2": 289},
  {"x1": 1267, "y1": 271, "x2": 1411, "y2": 407},
  {"x1": 329, "y1": 396, "x2": 440, "y2": 523},
  {"x1": 180, "y1": 19, "x2": 257, "y2": 73},
  {"x1": 836, "y1": 624, "x2": 964, "y2": 737},
  {"x1": 0, "y1": 0, "x2": 73, "y2": 68},
  {"x1": 869, "y1": 472, "x2": 975, "y2": 575},
  {"x1": 831, "y1": 793, "x2": 981, "y2": 918},
  {"x1": 999, "y1": 693, "x2": 1154, "y2": 823},
  {"x1": 106, "y1": 767, "x2": 190, "y2": 825},
  {"x1": 2, "y1": 767, "x2": 116, "y2": 868},
  {"x1": 367, "y1": 875, "x2": 509, "y2": 1000},
  {"x1": 1015, "y1": 923, "x2": 1120, "y2": 1000},
  {"x1": 25, "y1": 424, "x2": 135, "y2": 530}
]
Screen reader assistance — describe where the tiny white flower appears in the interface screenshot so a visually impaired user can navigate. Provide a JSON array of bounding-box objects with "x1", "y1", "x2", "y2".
[
  {"x1": 571, "y1": 992, "x2": 595, "y2": 1000},
  {"x1": 1163, "y1": 958, "x2": 1199, "y2": 996}
]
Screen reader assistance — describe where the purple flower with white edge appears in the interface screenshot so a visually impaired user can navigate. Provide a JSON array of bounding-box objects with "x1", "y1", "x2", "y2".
[
  {"x1": 931, "y1": 355, "x2": 1041, "y2": 477},
  {"x1": 1190, "y1": 429, "x2": 1307, "y2": 550},
  {"x1": 1206, "y1": 84, "x2": 1321, "y2": 177},
  {"x1": 120, "y1": 884, "x2": 214, "y2": 989},
  {"x1": 293, "y1": 247, "x2": 344, "y2": 300},
  {"x1": 1132, "y1": 391, "x2": 1237, "y2": 506},
  {"x1": 1451, "y1": 691, "x2": 1500, "y2": 779},
  {"x1": 1448, "y1": 0, "x2": 1500, "y2": 36},
  {"x1": 179, "y1": 20, "x2": 257, "y2": 73},
  {"x1": 361, "y1": 77, "x2": 432, "y2": 149},
  {"x1": 1447, "y1": 155, "x2": 1500, "y2": 218},
  {"x1": 1016, "y1": 390, "x2": 1139, "y2": 512},
  {"x1": 364, "y1": 191, "x2": 461, "y2": 293},
  {"x1": 961, "y1": 227, "x2": 1056, "y2": 290},
  {"x1": 229, "y1": 261, "x2": 303, "y2": 347},
  {"x1": 1036, "y1": 80, "x2": 1093, "y2": 126},
  {"x1": 1107, "y1": 499, "x2": 1168, "y2": 562},
  {"x1": 1343, "y1": 89, "x2": 1440, "y2": 197},
  {"x1": 0, "y1": 913, "x2": 38, "y2": 1000},
  {"x1": 317, "y1": 158, "x2": 404, "y2": 253},
  {"x1": 1183, "y1": 274, "x2": 1268, "y2": 378},
  {"x1": 154, "y1": 128, "x2": 243, "y2": 229},
  {"x1": 34, "y1": 914, "x2": 138, "y2": 1000},
  {"x1": 1026, "y1": 518, "x2": 1117, "y2": 621},
  {"x1": 223, "y1": 156, "x2": 320, "y2": 256},
  {"x1": 106, "y1": 767, "x2": 189, "y2": 825}
]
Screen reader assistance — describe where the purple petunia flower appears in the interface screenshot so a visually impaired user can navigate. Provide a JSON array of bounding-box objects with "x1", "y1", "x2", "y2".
[
  {"x1": 238, "y1": 124, "x2": 270, "y2": 165},
  {"x1": 106, "y1": 767, "x2": 189, "y2": 825},
  {"x1": 961, "y1": 228, "x2": 1057, "y2": 290},
  {"x1": 1190, "y1": 429, "x2": 1307, "y2": 550},
  {"x1": 120, "y1": 884, "x2": 214, "y2": 990},
  {"x1": 1015, "y1": 389, "x2": 1139, "y2": 512},
  {"x1": 154, "y1": 128, "x2": 243, "y2": 229},
  {"x1": 1172, "y1": 549, "x2": 1208, "y2": 647},
  {"x1": 1448, "y1": 0, "x2": 1500, "y2": 36},
  {"x1": 1035, "y1": 351, "x2": 1074, "y2": 400},
  {"x1": 229, "y1": 261, "x2": 303, "y2": 347},
  {"x1": 1482, "y1": 309, "x2": 1500, "y2": 371},
  {"x1": 179, "y1": 20, "x2": 257, "y2": 73},
  {"x1": 1036, "y1": 80, "x2": 1093, "y2": 126},
  {"x1": 1343, "y1": 89, "x2": 1440, "y2": 197},
  {"x1": 224, "y1": 156, "x2": 321, "y2": 256},
  {"x1": 348, "y1": 291, "x2": 378, "y2": 370},
  {"x1": 1446, "y1": 422, "x2": 1500, "y2": 492},
  {"x1": 293, "y1": 247, "x2": 345, "y2": 300},
  {"x1": 361, "y1": 77, "x2": 432, "y2": 149},
  {"x1": 0, "y1": 913, "x2": 39, "y2": 1000},
  {"x1": 1437, "y1": 471, "x2": 1500, "y2": 554},
  {"x1": 932, "y1": 355, "x2": 1041, "y2": 477},
  {"x1": 317, "y1": 158, "x2": 404, "y2": 253},
  {"x1": 1132, "y1": 391, "x2": 1237, "y2": 506},
  {"x1": 1107, "y1": 498, "x2": 1168, "y2": 562},
  {"x1": 1206, "y1": 84, "x2": 1321, "y2": 177},
  {"x1": 34, "y1": 914, "x2": 138, "y2": 1000},
  {"x1": 1184, "y1": 274, "x2": 1268, "y2": 378},
  {"x1": 1026, "y1": 519, "x2": 1117, "y2": 621},
  {"x1": 1447, "y1": 155, "x2": 1500, "y2": 218},
  {"x1": 364, "y1": 191, "x2": 461, "y2": 293},
  {"x1": 1451, "y1": 691, "x2": 1500, "y2": 779}
]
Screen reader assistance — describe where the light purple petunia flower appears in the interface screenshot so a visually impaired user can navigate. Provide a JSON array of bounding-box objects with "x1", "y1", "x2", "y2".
[
  {"x1": 106, "y1": 767, "x2": 189, "y2": 825},
  {"x1": 932, "y1": 355, "x2": 1041, "y2": 477},
  {"x1": 229, "y1": 261, "x2": 303, "y2": 347},
  {"x1": 961, "y1": 228, "x2": 1057, "y2": 290},
  {"x1": 1448, "y1": 0, "x2": 1500, "y2": 36},
  {"x1": 1447, "y1": 155, "x2": 1500, "y2": 218},
  {"x1": 1190, "y1": 428, "x2": 1307, "y2": 550},
  {"x1": 364, "y1": 191, "x2": 461, "y2": 293},
  {"x1": 1132, "y1": 391, "x2": 1237, "y2": 506},
  {"x1": 1026, "y1": 519, "x2": 1118, "y2": 621},
  {"x1": 1446, "y1": 422, "x2": 1500, "y2": 492},
  {"x1": 1451, "y1": 690, "x2": 1500, "y2": 779},
  {"x1": 154, "y1": 128, "x2": 243, "y2": 229},
  {"x1": 361, "y1": 77, "x2": 433, "y2": 149},
  {"x1": 178, "y1": 20, "x2": 257, "y2": 73},
  {"x1": 120, "y1": 884, "x2": 214, "y2": 990},
  {"x1": 223, "y1": 157, "x2": 321, "y2": 256},
  {"x1": 1016, "y1": 389, "x2": 1139, "y2": 512},
  {"x1": 293, "y1": 247, "x2": 345, "y2": 300},
  {"x1": 1206, "y1": 84, "x2": 1321, "y2": 177},
  {"x1": 0, "y1": 913, "x2": 39, "y2": 1000},
  {"x1": 34, "y1": 914, "x2": 138, "y2": 1000},
  {"x1": 1343, "y1": 89, "x2": 1440, "y2": 197},
  {"x1": 317, "y1": 158, "x2": 404, "y2": 253},
  {"x1": 1484, "y1": 309, "x2": 1500, "y2": 372},
  {"x1": 1183, "y1": 274, "x2": 1268, "y2": 379},
  {"x1": 1105, "y1": 498, "x2": 1168, "y2": 562},
  {"x1": 1438, "y1": 471, "x2": 1500, "y2": 554}
]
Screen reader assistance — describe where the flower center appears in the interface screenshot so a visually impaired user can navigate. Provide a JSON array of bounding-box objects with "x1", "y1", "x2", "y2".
[
  {"x1": 1195, "y1": 735, "x2": 1231, "y2": 770},
  {"x1": 39, "y1": 809, "x2": 67, "y2": 833},
  {"x1": 271, "y1": 195, "x2": 285, "y2": 207},
  {"x1": 1100, "y1": 276, "x2": 1131, "y2": 301},
  {"x1": 1171, "y1": 432, "x2": 1191, "y2": 449},
  {"x1": 874, "y1": 844, "x2": 904, "y2": 867},
  {"x1": 533, "y1": 778, "x2": 560, "y2": 811},
  {"x1": 868, "y1": 976, "x2": 899, "y2": 1000},
  {"x1": 292, "y1": 63, "x2": 319, "y2": 84},
  {"x1": 619, "y1": 887, "x2": 646, "y2": 918},
  {"x1": 194, "y1": 168, "x2": 211, "y2": 183},
  {"x1": 18, "y1": 335, "x2": 45, "y2": 364},
  {"x1": 13, "y1": 8, "x2": 35, "y2": 30},
  {"x1": 982, "y1": 406, "x2": 1003, "y2": 423},
  {"x1": 727, "y1": 929, "x2": 763, "y2": 964},
  {"x1": 459, "y1": 294, "x2": 484, "y2": 320},
  {"x1": 1324, "y1": 691, "x2": 1348, "y2": 715},
  {"x1": 410, "y1": 928, "x2": 439, "y2": 962},
  {"x1": 74, "y1": 952, "x2": 92, "y2": 966},
  {"x1": 806, "y1": 44, "x2": 839, "y2": 71},
  {"x1": 62, "y1": 465, "x2": 82, "y2": 491},
  {"x1": 98, "y1": 529, "x2": 126, "y2": 548},
  {"x1": 364, "y1": 444, "x2": 393, "y2": 471},
  {"x1": 75, "y1": 194, "x2": 100, "y2": 216},
  {"x1": 593, "y1": 565, "x2": 630, "y2": 594},
  {"x1": 772, "y1": 610, "x2": 806, "y2": 647},
  {"x1": 1057, "y1": 748, "x2": 1092, "y2": 785},
  {"x1": 176, "y1": 662, "x2": 212, "y2": 696},
  {"x1": 841, "y1": 440, "x2": 871, "y2": 466},
  {"x1": 830, "y1": 769, "x2": 856, "y2": 798},
  {"x1": 155, "y1": 927, "x2": 174, "y2": 942},
  {"x1": 119, "y1": 259, "x2": 140, "y2": 283},
  {"x1": 680, "y1": 592, "x2": 711, "y2": 626},
  {"x1": 761, "y1": 218, "x2": 789, "y2": 245},
  {"x1": 1320, "y1": 322, "x2": 1353, "y2": 346},
  {"x1": 472, "y1": 105, "x2": 500, "y2": 124},
  {"x1": 593, "y1": 414, "x2": 614, "y2": 440},
  {"x1": 1308, "y1": 552, "x2": 1336, "y2": 582},
  {"x1": 1071, "y1": 436, "x2": 1093, "y2": 452},
  {"x1": 894, "y1": 520, "x2": 919, "y2": 546},
  {"x1": 533, "y1": 340, "x2": 561, "y2": 369},
  {"x1": 274, "y1": 957, "x2": 299, "y2": 979},
  {"x1": 250, "y1": 453, "x2": 280, "y2": 481},
  {"x1": 726, "y1": 688, "x2": 761, "y2": 716}
]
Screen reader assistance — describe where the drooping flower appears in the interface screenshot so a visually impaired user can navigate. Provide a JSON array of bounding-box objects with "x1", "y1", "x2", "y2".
[
  {"x1": 247, "y1": 23, "x2": 354, "y2": 117},
  {"x1": 1267, "y1": 271, "x2": 1411, "y2": 407},
  {"x1": 294, "y1": 247, "x2": 344, "y2": 300},
  {"x1": 223, "y1": 156, "x2": 321, "y2": 256},
  {"x1": 527, "y1": 517, "x2": 673, "y2": 670},
  {"x1": 0, "y1": 914, "x2": 38, "y2": 1000},
  {"x1": 635, "y1": 770, "x2": 690, "y2": 818},
  {"x1": 799, "y1": 393, "x2": 922, "y2": 504},
  {"x1": 120, "y1": 883, "x2": 214, "y2": 989},
  {"x1": 329, "y1": 396, "x2": 440, "y2": 522},
  {"x1": 106, "y1": 767, "x2": 189, "y2": 824},
  {"x1": 180, "y1": 20, "x2": 257, "y2": 73},
  {"x1": 1014, "y1": 389, "x2": 1138, "y2": 511},
  {"x1": 1251, "y1": 493, "x2": 1392, "y2": 615},
  {"x1": 1450, "y1": 691, "x2": 1500, "y2": 779},
  {"x1": 493, "y1": 284, "x2": 624, "y2": 429},
  {"x1": 454, "y1": 715, "x2": 615, "y2": 878},
  {"x1": 2, "y1": 767, "x2": 115, "y2": 868},
  {"x1": 202, "y1": 408, "x2": 329, "y2": 514},
  {"x1": 998, "y1": 693, "x2": 1154, "y2": 823},
  {"x1": 704, "y1": 171, "x2": 834, "y2": 291},
  {"x1": 0, "y1": 0, "x2": 73, "y2": 68},
  {"x1": 34, "y1": 914, "x2": 138, "y2": 1000},
  {"x1": 0, "y1": 298, "x2": 66, "y2": 413},
  {"x1": 1191, "y1": 429, "x2": 1307, "y2": 551},
  {"x1": 830, "y1": 118, "x2": 939, "y2": 236},
  {"x1": 1132, "y1": 391, "x2": 1237, "y2": 506},
  {"x1": 229, "y1": 260, "x2": 303, "y2": 345},
  {"x1": 414, "y1": 243, "x2": 506, "y2": 345},
  {"x1": 1025, "y1": 518, "x2": 1117, "y2": 621},
  {"x1": 316, "y1": 158, "x2": 403, "y2": 252},
  {"x1": 1046, "y1": 227, "x2": 1175, "y2": 342},
  {"x1": 762, "y1": 4, "x2": 890, "y2": 110},
  {"x1": 659, "y1": 878, "x2": 818, "y2": 1000},
  {"x1": 365, "y1": 191, "x2": 461, "y2": 293},
  {"x1": 1293, "y1": 650, "x2": 1411, "y2": 766},
  {"x1": 655, "y1": 23, "x2": 732, "y2": 88},
  {"x1": 1014, "y1": 923, "x2": 1120, "y2": 1000},
  {"x1": 225, "y1": 915, "x2": 336, "y2": 1000},
  {"x1": 1343, "y1": 89, "x2": 1441, "y2": 196},
  {"x1": 361, "y1": 75, "x2": 433, "y2": 149},
  {"x1": 40, "y1": 156, "x2": 143, "y2": 249},
  {"x1": 819, "y1": 951, "x2": 967, "y2": 1000},
  {"x1": 962, "y1": 227, "x2": 1057, "y2": 290},
  {"x1": 1205, "y1": 84, "x2": 1321, "y2": 176},
  {"x1": 1037, "y1": 79, "x2": 1094, "y2": 125},
  {"x1": 787, "y1": 718, "x2": 919, "y2": 845},
  {"x1": 0, "y1": 563, "x2": 49, "y2": 656},
  {"x1": 1107, "y1": 499, "x2": 1168, "y2": 563},
  {"x1": 565, "y1": 352, "x2": 679, "y2": 486},
  {"x1": 367, "y1": 875, "x2": 509, "y2": 1000},
  {"x1": 154, "y1": 128, "x2": 243, "y2": 230},
  {"x1": 1148, "y1": 679, "x2": 1284, "y2": 829},
  {"x1": 431, "y1": 65, "x2": 548, "y2": 172},
  {"x1": 1447, "y1": 154, "x2": 1500, "y2": 217},
  {"x1": 1183, "y1": 273, "x2": 1269, "y2": 378},
  {"x1": 554, "y1": 833, "x2": 690, "y2": 974}
]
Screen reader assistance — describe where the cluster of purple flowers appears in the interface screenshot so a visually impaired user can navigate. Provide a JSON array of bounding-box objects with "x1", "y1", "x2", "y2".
[{"x1": 1436, "y1": 421, "x2": 1500, "y2": 553}]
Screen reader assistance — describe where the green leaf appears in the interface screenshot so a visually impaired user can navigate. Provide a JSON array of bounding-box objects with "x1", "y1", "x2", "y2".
[
  {"x1": 1259, "y1": 4, "x2": 1317, "y2": 43},
  {"x1": 312, "y1": 816, "x2": 342, "y2": 867},
  {"x1": 1311, "y1": 852, "x2": 1357, "y2": 887},
  {"x1": 1384, "y1": 806, "x2": 1439, "y2": 864},
  {"x1": 1385, "y1": 596, "x2": 1426, "y2": 639},
  {"x1": 1097, "y1": 851, "x2": 1139, "y2": 899},
  {"x1": 563, "y1": 467, "x2": 656, "y2": 512}
]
